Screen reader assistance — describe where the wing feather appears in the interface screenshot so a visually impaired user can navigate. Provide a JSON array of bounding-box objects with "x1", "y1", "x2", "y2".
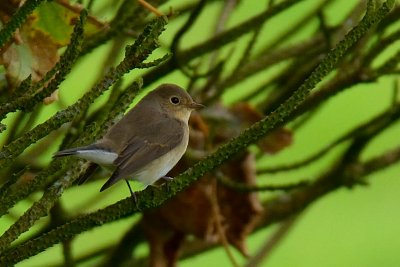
[{"x1": 100, "y1": 118, "x2": 184, "y2": 191}]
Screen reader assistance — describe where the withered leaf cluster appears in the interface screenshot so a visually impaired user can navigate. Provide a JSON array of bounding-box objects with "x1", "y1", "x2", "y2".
[{"x1": 142, "y1": 103, "x2": 292, "y2": 266}]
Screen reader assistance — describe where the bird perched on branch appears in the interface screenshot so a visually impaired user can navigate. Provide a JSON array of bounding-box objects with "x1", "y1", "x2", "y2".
[{"x1": 54, "y1": 84, "x2": 203, "y2": 201}]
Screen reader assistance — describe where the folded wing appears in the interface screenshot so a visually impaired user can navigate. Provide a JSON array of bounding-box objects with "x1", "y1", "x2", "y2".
[{"x1": 100, "y1": 118, "x2": 184, "y2": 191}]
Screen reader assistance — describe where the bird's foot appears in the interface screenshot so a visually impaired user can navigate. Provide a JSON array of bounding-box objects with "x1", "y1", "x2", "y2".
[{"x1": 125, "y1": 180, "x2": 139, "y2": 210}]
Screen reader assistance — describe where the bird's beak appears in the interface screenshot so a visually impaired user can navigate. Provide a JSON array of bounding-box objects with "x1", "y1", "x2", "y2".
[{"x1": 188, "y1": 102, "x2": 205, "y2": 110}]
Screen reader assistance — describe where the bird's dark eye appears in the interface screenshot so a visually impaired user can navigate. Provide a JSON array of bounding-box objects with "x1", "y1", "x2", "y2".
[{"x1": 170, "y1": 96, "x2": 180, "y2": 105}]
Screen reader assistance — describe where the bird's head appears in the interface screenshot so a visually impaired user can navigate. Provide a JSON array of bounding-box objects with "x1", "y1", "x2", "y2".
[{"x1": 149, "y1": 84, "x2": 204, "y2": 121}]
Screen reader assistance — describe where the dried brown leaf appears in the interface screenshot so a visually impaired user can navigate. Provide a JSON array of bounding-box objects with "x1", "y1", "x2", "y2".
[
  {"x1": 43, "y1": 89, "x2": 59, "y2": 105},
  {"x1": 141, "y1": 108, "x2": 267, "y2": 265},
  {"x1": 0, "y1": 25, "x2": 60, "y2": 88},
  {"x1": 217, "y1": 152, "x2": 263, "y2": 256}
]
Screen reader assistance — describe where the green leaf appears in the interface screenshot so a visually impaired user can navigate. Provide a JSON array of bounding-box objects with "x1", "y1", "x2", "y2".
[{"x1": 32, "y1": 2, "x2": 76, "y2": 46}]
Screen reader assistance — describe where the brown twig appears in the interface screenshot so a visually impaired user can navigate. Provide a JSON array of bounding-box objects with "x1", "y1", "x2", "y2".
[
  {"x1": 210, "y1": 179, "x2": 240, "y2": 267},
  {"x1": 56, "y1": 0, "x2": 108, "y2": 28},
  {"x1": 245, "y1": 215, "x2": 300, "y2": 267},
  {"x1": 137, "y1": 0, "x2": 164, "y2": 17}
]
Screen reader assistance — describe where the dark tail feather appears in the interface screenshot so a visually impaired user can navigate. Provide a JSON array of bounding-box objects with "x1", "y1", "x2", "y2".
[
  {"x1": 100, "y1": 169, "x2": 122, "y2": 192},
  {"x1": 53, "y1": 148, "x2": 79, "y2": 158},
  {"x1": 53, "y1": 144, "x2": 99, "y2": 158},
  {"x1": 77, "y1": 162, "x2": 99, "y2": 185}
]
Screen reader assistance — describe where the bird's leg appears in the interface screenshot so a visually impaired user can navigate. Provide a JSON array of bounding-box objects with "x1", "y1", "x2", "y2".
[{"x1": 125, "y1": 180, "x2": 139, "y2": 209}]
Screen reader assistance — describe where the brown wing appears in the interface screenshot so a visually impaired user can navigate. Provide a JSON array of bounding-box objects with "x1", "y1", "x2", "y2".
[{"x1": 100, "y1": 118, "x2": 184, "y2": 191}]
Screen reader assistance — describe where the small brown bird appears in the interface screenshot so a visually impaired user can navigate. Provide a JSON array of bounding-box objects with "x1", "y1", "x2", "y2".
[{"x1": 54, "y1": 84, "x2": 203, "y2": 195}]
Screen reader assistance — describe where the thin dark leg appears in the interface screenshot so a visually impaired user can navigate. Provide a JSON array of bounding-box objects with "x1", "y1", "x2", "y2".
[{"x1": 125, "y1": 180, "x2": 138, "y2": 209}]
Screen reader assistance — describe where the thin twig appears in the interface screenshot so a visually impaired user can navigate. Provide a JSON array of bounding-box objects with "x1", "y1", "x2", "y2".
[
  {"x1": 170, "y1": 0, "x2": 207, "y2": 77},
  {"x1": 210, "y1": 179, "x2": 240, "y2": 267},
  {"x1": 208, "y1": 0, "x2": 238, "y2": 68},
  {"x1": 245, "y1": 215, "x2": 300, "y2": 267},
  {"x1": 56, "y1": 0, "x2": 108, "y2": 28},
  {"x1": 217, "y1": 173, "x2": 309, "y2": 192},
  {"x1": 137, "y1": 0, "x2": 164, "y2": 17},
  {"x1": 258, "y1": 102, "x2": 400, "y2": 174}
]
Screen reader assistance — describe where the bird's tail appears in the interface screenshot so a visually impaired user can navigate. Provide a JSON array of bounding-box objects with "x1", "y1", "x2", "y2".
[
  {"x1": 53, "y1": 144, "x2": 118, "y2": 166},
  {"x1": 54, "y1": 147, "x2": 101, "y2": 186},
  {"x1": 53, "y1": 144, "x2": 97, "y2": 158}
]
